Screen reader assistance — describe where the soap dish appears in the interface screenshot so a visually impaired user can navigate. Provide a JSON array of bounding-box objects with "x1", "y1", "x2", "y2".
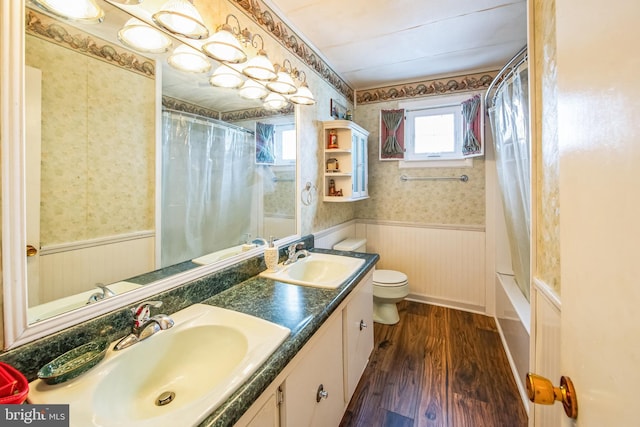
[{"x1": 37, "y1": 339, "x2": 109, "y2": 385}]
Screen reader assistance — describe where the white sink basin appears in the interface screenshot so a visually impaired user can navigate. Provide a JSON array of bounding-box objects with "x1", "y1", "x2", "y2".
[
  {"x1": 28, "y1": 281, "x2": 142, "y2": 323},
  {"x1": 259, "y1": 252, "x2": 365, "y2": 289},
  {"x1": 28, "y1": 304, "x2": 290, "y2": 427}
]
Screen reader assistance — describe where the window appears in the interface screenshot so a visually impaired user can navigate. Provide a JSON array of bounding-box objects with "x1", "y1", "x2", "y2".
[
  {"x1": 274, "y1": 123, "x2": 296, "y2": 165},
  {"x1": 400, "y1": 94, "x2": 483, "y2": 167}
]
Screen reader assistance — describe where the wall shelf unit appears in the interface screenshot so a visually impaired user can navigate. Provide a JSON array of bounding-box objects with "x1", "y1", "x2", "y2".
[{"x1": 322, "y1": 120, "x2": 369, "y2": 202}]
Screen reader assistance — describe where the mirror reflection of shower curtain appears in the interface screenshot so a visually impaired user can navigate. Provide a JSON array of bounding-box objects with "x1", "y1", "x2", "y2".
[
  {"x1": 489, "y1": 63, "x2": 531, "y2": 300},
  {"x1": 161, "y1": 111, "x2": 254, "y2": 267}
]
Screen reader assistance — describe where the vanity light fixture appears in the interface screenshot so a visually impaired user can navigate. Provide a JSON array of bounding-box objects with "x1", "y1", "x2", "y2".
[
  {"x1": 242, "y1": 34, "x2": 277, "y2": 81},
  {"x1": 118, "y1": 18, "x2": 172, "y2": 53},
  {"x1": 30, "y1": 0, "x2": 104, "y2": 23},
  {"x1": 238, "y1": 79, "x2": 269, "y2": 100},
  {"x1": 209, "y1": 66, "x2": 245, "y2": 88},
  {"x1": 168, "y1": 44, "x2": 211, "y2": 73},
  {"x1": 263, "y1": 93, "x2": 289, "y2": 110},
  {"x1": 289, "y1": 71, "x2": 316, "y2": 105},
  {"x1": 266, "y1": 60, "x2": 297, "y2": 95},
  {"x1": 152, "y1": 0, "x2": 209, "y2": 40},
  {"x1": 202, "y1": 14, "x2": 249, "y2": 64}
]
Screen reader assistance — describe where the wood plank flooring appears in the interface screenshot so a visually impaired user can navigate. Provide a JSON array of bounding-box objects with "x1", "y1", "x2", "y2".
[{"x1": 340, "y1": 301, "x2": 528, "y2": 427}]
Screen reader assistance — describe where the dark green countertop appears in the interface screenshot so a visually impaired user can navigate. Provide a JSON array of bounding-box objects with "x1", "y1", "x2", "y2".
[{"x1": 196, "y1": 248, "x2": 378, "y2": 427}]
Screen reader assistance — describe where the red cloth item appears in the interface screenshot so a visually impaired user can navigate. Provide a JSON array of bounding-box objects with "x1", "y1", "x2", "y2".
[{"x1": 0, "y1": 362, "x2": 29, "y2": 404}]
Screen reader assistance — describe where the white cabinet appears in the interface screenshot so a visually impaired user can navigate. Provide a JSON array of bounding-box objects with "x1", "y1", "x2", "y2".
[
  {"x1": 244, "y1": 392, "x2": 279, "y2": 427},
  {"x1": 282, "y1": 312, "x2": 345, "y2": 427},
  {"x1": 343, "y1": 271, "x2": 374, "y2": 401},
  {"x1": 322, "y1": 120, "x2": 369, "y2": 202},
  {"x1": 235, "y1": 271, "x2": 374, "y2": 427}
]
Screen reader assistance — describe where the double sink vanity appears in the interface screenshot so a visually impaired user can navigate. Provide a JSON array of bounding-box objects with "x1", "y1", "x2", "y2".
[{"x1": 23, "y1": 242, "x2": 379, "y2": 427}]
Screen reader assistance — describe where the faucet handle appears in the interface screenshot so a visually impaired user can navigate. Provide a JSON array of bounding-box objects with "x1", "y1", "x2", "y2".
[
  {"x1": 133, "y1": 301, "x2": 163, "y2": 329},
  {"x1": 288, "y1": 242, "x2": 305, "y2": 255}
]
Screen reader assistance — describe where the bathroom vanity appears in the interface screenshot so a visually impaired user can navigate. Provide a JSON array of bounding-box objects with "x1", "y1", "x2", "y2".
[
  {"x1": 201, "y1": 250, "x2": 376, "y2": 427},
  {"x1": 19, "y1": 246, "x2": 378, "y2": 427}
]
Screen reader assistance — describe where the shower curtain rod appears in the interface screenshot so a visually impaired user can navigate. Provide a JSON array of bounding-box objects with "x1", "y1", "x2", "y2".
[
  {"x1": 400, "y1": 174, "x2": 469, "y2": 183},
  {"x1": 162, "y1": 108, "x2": 255, "y2": 135},
  {"x1": 485, "y1": 46, "x2": 528, "y2": 108}
]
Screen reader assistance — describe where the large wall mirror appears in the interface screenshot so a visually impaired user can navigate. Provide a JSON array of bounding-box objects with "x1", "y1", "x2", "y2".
[{"x1": 5, "y1": 0, "x2": 300, "y2": 347}]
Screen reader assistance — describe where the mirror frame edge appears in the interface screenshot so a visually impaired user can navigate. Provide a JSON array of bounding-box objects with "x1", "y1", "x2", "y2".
[
  {"x1": 1, "y1": 0, "x2": 302, "y2": 350},
  {"x1": 2, "y1": 0, "x2": 28, "y2": 349}
]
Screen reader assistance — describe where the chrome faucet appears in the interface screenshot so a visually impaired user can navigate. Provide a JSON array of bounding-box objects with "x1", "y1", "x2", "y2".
[
  {"x1": 284, "y1": 242, "x2": 309, "y2": 265},
  {"x1": 114, "y1": 301, "x2": 174, "y2": 351},
  {"x1": 86, "y1": 283, "x2": 115, "y2": 304}
]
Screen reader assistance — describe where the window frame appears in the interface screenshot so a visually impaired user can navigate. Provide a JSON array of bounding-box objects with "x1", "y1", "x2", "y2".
[{"x1": 398, "y1": 92, "x2": 484, "y2": 168}]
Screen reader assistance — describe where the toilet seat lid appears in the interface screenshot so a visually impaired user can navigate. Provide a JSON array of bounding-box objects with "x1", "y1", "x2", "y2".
[{"x1": 373, "y1": 270, "x2": 408, "y2": 286}]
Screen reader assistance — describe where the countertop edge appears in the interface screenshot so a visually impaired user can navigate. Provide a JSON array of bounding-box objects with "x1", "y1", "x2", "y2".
[{"x1": 197, "y1": 249, "x2": 379, "y2": 427}]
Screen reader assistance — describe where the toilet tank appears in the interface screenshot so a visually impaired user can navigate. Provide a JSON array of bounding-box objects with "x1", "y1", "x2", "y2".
[{"x1": 333, "y1": 238, "x2": 367, "y2": 253}]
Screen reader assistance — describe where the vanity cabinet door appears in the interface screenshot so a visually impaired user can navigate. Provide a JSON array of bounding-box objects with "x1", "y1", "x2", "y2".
[
  {"x1": 244, "y1": 392, "x2": 279, "y2": 427},
  {"x1": 343, "y1": 271, "x2": 374, "y2": 401},
  {"x1": 282, "y1": 312, "x2": 345, "y2": 427}
]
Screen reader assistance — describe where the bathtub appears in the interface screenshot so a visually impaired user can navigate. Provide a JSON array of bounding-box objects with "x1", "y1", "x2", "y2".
[{"x1": 495, "y1": 272, "x2": 530, "y2": 410}]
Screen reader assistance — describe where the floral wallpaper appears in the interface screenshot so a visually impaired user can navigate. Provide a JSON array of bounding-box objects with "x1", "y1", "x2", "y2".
[
  {"x1": 534, "y1": 0, "x2": 561, "y2": 292},
  {"x1": 353, "y1": 100, "x2": 486, "y2": 226},
  {"x1": 26, "y1": 35, "x2": 155, "y2": 246}
]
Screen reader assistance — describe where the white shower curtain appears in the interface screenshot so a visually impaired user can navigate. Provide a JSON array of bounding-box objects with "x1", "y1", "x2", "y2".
[
  {"x1": 489, "y1": 62, "x2": 531, "y2": 300},
  {"x1": 161, "y1": 111, "x2": 255, "y2": 267}
]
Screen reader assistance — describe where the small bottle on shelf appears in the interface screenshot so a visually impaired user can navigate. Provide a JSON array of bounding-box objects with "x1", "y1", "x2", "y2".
[{"x1": 328, "y1": 129, "x2": 339, "y2": 149}]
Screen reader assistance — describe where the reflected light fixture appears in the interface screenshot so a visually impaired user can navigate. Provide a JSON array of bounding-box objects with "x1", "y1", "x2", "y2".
[
  {"x1": 209, "y1": 66, "x2": 244, "y2": 89},
  {"x1": 31, "y1": 0, "x2": 104, "y2": 23},
  {"x1": 289, "y1": 70, "x2": 316, "y2": 105},
  {"x1": 118, "y1": 18, "x2": 172, "y2": 53},
  {"x1": 202, "y1": 14, "x2": 248, "y2": 64},
  {"x1": 238, "y1": 79, "x2": 269, "y2": 100},
  {"x1": 263, "y1": 93, "x2": 289, "y2": 110},
  {"x1": 266, "y1": 60, "x2": 297, "y2": 95},
  {"x1": 242, "y1": 34, "x2": 277, "y2": 81},
  {"x1": 152, "y1": 0, "x2": 209, "y2": 39},
  {"x1": 168, "y1": 44, "x2": 211, "y2": 73}
]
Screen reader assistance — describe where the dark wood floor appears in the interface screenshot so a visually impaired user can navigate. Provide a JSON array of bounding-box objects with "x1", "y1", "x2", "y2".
[{"x1": 340, "y1": 301, "x2": 528, "y2": 427}]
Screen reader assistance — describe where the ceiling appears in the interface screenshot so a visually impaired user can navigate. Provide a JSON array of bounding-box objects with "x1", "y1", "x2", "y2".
[{"x1": 263, "y1": 0, "x2": 528, "y2": 90}]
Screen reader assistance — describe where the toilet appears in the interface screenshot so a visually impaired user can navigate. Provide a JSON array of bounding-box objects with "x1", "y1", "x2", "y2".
[{"x1": 333, "y1": 238, "x2": 409, "y2": 325}]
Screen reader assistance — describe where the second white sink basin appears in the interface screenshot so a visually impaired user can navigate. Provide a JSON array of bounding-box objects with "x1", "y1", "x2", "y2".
[
  {"x1": 28, "y1": 304, "x2": 290, "y2": 427},
  {"x1": 259, "y1": 252, "x2": 365, "y2": 288}
]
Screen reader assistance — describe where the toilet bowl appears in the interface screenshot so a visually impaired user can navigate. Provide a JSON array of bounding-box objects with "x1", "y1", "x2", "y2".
[
  {"x1": 333, "y1": 238, "x2": 409, "y2": 325},
  {"x1": 372, "y1": 270, "x2": 409, "y2": 325}
]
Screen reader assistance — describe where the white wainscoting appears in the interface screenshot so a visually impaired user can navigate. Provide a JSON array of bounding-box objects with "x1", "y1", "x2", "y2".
[
  {"x1": 313, "y1": 219, "x2": 360, "y2": 250},
  {"x1": 263, "y1": 215, "x2": 296, "y2": 241},
  {"x1": 531, "y1": 278, "x2": 563, "y2": 425},
  {"x1": 315, "y1": 220, "x2": 486, "y2": 313},
  {"x1": 362, "y1": 222, "x2": 486, "y2": 312},
  {"x1": 36, "y1": 232, "x2": 155, "y2": 304}
]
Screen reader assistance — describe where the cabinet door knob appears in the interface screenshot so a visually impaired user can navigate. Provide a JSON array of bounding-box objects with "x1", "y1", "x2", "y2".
[
  {"x1": 316, "y1": 384, "x2": 328, "y2": 402},
  {"x1": 526, "y1": 373, "x2": 578, "y2": 419},
  {"x1": 359, "y1": 319, "x2": 367, "y2": 330}
]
